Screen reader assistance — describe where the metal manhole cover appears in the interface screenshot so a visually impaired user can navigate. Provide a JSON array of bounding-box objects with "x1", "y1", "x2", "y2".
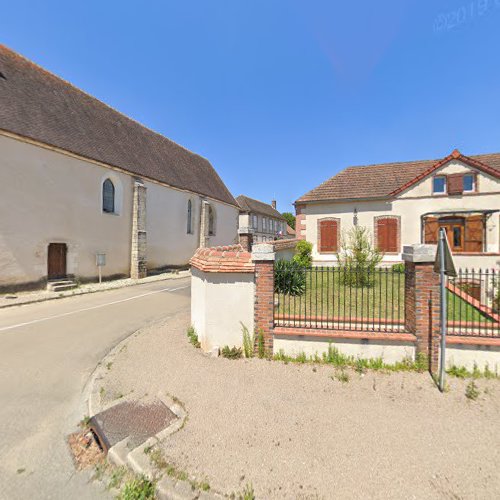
[{"x1": 90, "y1": 399, "x2": 177, "y2": 452}]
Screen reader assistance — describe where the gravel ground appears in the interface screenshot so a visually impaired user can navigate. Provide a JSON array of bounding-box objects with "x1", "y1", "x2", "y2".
[
  {"x1": 0, "y1": 270, "x2": 189, "y2": 308},
  {"x1": 96, "y1": 312, "x2": 500, "y2": 499}
]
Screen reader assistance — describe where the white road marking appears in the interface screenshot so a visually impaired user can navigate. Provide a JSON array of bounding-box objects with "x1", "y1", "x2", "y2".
[{"x1": 0, "y1": 285, "x2": 189, "y2": 333}]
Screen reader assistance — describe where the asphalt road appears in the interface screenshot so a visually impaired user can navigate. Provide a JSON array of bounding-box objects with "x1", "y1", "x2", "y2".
[{"x1": 0, "y1": 277, "x2": 190, "y2": 500}]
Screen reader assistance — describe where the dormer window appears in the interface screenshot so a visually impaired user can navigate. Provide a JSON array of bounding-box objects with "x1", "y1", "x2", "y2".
[
  {"x1": 433, "y1": 176, "x2": 446, "y2": 194},
  {"x1": 463, "y1": 174, "x2": 475, "y2": 192}
]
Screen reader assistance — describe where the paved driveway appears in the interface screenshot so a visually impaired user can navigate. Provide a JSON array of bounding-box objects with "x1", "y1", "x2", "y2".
[{"x1": 0, "y1": 277, "x2": 190, "y2": 500}]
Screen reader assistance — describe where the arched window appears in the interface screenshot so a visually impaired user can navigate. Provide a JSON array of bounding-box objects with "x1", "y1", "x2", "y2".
[
  {"x1": 187, "y1": 200, "x2": 193, "y2": 234},
  {"x1": 208, "y1": 205, "x2": 216, "y2": 236},
  {"x1": 102, "y1": 179, "x2": 115, "y2": 213}
]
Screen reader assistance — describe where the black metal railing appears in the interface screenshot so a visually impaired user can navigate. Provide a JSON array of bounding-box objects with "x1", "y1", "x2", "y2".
[
  {"x1": 447, "y1": 268, "x2": 500, "y2": 337},
  {"x1": 274, "y1": 264, "x2": 407, "y2": 333}
]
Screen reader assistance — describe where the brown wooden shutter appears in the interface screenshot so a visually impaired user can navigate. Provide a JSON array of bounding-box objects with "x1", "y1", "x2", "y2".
[
  {"x1": 424, "y1": 217, "x2": 439, "y2": 244},
  {"x1": 464, "y1": 215, "x2": 484, "y2": 252},
  {"x1": 447, "y1": 174, "x2": 464, "y2": 195},
  {"x1": 319, "y1": 220, "x2": 338, "y2": 252},
  {"x1": 377, "y1": 218, "x2": 398, "y2": 252}
]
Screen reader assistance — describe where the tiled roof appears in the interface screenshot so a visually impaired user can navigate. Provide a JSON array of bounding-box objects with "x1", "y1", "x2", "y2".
[
  {"x1": 236, "y1": 195, "x2": 285, "y2": 220},
  {"x1": 297, "y1": 150, "x2": 500, "y2": 203},
  {"x1": 190, "y1": 245, "x2": 254, "y2": 273},
  {"x1": 0, "y1": 45, "x2": 237, "y2": 207},
  {"x1": 286, "y1": 225, "x2": 296, "y2": 236}
]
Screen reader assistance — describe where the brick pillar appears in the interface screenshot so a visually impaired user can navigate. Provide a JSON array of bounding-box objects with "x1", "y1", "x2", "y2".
[
  {"x1": 252, "y1": 243, "x2": 275, "y2": 353},
  {"x1": 130, "y1": 179, "x2": 147, "y2": 279},
  {"x1": 238, "y1": 229, "x2": 253, "y2": 252},
  {"x1": 403, "y1": 244, "x2": 440, "y2": 374}
]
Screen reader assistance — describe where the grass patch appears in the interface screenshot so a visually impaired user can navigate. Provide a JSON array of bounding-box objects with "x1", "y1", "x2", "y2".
[
  {"x1": 273, "y1": 344, "x2": 429, "y2": 374},
  {"x1": 276, "y1": 270, "x2": 493, "y2": 324},
  {"x1": 447, "y1": 362, "x2": 499, "y2": 380},
  {"x1": 118, "y1": 475, "x2": 155, "y2": 500},
  {"x1": 221, "y1": 346, "x2": 243, "y2": 359},
  {"x1": 187, "y1": 326, "x2": 201, "y2": 348}
]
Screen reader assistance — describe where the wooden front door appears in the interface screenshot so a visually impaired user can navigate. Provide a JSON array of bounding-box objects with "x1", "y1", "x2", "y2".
[
  {"x1": 48, "y1": 243, "x2": 67, "y2": 280},
  {"x1": 439, "y1": 219, "x2": 465, "y2": 252}
]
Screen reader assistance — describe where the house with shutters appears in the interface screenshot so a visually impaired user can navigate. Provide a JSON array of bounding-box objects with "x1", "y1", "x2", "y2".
[
  {"x1": 295, "y1": 149, "x2": 500, "y2": 268},
  {"x1": 0, "y1": 45, "x2": 239, "y2": 291},
  {"x1": 236, "y1": 195, "x2": 288, "y2": 243}
]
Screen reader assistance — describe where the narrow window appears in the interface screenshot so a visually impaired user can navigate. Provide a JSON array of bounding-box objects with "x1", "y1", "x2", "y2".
[
  {"x1": 187, "y1": 200, "x2": 193, "y2": 234},
  {"x1": 263, "y1": 218, "x2": 267, "y2": 232},
  {"x1": 433, "y1": 176, "x2": 446, "y2": 194},
  {"x1": 463, "y1": 174, "x2": 475, "y2": 192},
  {"x1": 102, "y1": 179, "x2": 115, "y2": 213},
  {"x1": 208, "y1": 205, "x2": 215, "y2": 236},
  {"x1": 252, "y1": 215, "x2": 257, "y2": 229}
]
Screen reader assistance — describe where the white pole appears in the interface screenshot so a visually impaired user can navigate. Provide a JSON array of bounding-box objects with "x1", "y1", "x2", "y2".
[
  {"x1": 98, "y1": 265, "x2": 102, "y2": 284},
  {"x1": 438, "y1": 227, "x2": 447, "y2": 392}
]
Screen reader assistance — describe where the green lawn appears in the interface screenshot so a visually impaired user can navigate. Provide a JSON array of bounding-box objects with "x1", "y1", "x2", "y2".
[
  {"x1": 275, "y1": 269, "x2": 405, "y2": 323},
  {"x1": 274, "y1": 268, "x2": 493, "y2": 325}
]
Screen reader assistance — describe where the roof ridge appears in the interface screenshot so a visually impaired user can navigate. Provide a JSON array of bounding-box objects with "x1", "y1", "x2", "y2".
[{"x1": 0, "y1": 44, "x2": 214, "y2": 166}]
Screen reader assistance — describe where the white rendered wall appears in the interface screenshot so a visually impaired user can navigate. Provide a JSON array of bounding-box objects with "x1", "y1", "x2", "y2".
[
  {"x1": 191, "y1": 268, "x2": 255, "y2": 352},
  {"x1": 446, "y1": 344, "x2": 500, "y2": 372},
  {"x1": 274, "y1": 336, "x2": 415, "y2": 364},
  {"x1": 0, "y1": 134, "x2": 133, "y2": 287},
  {"x1": 302, "y1": 160, "x2": 500, "y2": 266}
]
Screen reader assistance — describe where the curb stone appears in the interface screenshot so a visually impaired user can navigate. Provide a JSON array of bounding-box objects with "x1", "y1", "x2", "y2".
[
  {"x1": 0, "y1": 271, "x2": 190, "y2": 309},
  {"x1": 86, "y1": 338, "x2": 221, "y2": 500}
]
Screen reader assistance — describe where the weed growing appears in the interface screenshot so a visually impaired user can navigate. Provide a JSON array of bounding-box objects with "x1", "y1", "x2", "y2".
[
  {"x1": 221, "y1": 346, "x2": 243, "y2": 359},
  {"x1": 257, "y1": 329, "x2": 266, "y2": 359},
  {"x1": 118, "y1": 475, "x2": 155, "y2": 500},
  {"x1": 272, "y1": 343, "x2": 498, "y2": 380},
  {"x1": 187, "y1": 326, "x2": 201, "y2": 348},
  {"x1": 465, "y1": 381, "x2": 480, "y2": 401},
  {"x1": 448, "y1": 363, "x2": 499, "y2": 380},
  {"x1": 149, "y1": 448, "x2": 210, "y2": 492},
  {"x1": 241, "y1": 323, "x2": 254, "y2": 358}
]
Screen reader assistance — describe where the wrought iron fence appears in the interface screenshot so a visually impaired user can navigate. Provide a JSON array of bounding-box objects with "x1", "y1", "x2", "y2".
[
  {"x1": 274, "y1": 264, "x2": 407, "y2": 333},
  {"x1": 447, "y1": 268, "x2": 500, "y2": 337}
]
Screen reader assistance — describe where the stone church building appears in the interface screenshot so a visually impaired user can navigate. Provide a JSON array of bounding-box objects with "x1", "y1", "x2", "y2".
[{"x1": 0, "y1": 45, "x2": 239, "y2": 291}]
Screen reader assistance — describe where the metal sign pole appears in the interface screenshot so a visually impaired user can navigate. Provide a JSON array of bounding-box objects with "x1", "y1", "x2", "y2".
[{"x1": 438, "y1": 228, "x2": 447, "y2": 392}]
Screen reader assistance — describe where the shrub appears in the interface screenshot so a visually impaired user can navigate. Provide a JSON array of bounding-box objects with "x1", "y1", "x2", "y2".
[
  {"x1": 293, "y1": 240, "x2": 313, "y2": 268},
  {"x1": 281, "y1": 212, "x2": 296, "y2": 230},
  {"x1": 274, "y1": 260, "x2": 306, "y2": 296},
  {"x1": 337, "y1": 226, "x2": 382, "y2": 287},
  {"x1": 391, "y1": 263, "x2": 405, "y2": 273},
  {"x1": 241, "y1": 323, "x2": 254, "y2": 358},
  {"x1": 221, "y1": 346, "x2": 243, "y2": 359}
]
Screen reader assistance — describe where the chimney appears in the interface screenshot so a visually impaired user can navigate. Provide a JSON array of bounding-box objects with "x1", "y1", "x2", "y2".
[{"x1": 271, "y1": 200, "x2": 277, "y2": 210}]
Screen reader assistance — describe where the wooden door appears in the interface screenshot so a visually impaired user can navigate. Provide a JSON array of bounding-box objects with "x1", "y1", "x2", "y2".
[
  {"x1": 48, "y1": 243, "x2": 67, "y2": 280},
  {"x1": 439, "y1": 219, "x2": 465, "y2": 252}
]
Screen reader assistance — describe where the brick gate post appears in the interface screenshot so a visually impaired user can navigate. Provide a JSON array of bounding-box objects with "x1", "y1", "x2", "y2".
[
  {"x1": 403, "y1": 244, "x2": 440, "y2": 374},
  {"x1": 252, "y1": 243, "x2": 275, "y2": 353}
]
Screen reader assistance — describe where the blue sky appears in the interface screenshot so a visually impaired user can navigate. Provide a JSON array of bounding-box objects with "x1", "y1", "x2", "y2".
[{"x1": 4, "y1": 1, "x2": 500, "y2": 212}]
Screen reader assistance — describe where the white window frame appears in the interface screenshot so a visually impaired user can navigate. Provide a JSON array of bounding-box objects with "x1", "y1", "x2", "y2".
[
  {"x1": 463, "y1": 174, "x2": 475, "y2": 192},
  {"x1": 433, "y1": 176, "x2": 447, "y2": 194}
]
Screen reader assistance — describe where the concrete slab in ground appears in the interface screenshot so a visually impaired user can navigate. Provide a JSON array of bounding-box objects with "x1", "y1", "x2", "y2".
[{"x1": 91, "y1": 399, "x2": 177, "y2": 451}]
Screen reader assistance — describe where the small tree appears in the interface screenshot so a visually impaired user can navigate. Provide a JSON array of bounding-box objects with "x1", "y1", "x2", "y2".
[
  {"x1": 293, "y1": 240, "x2": 313, "y2": 268},
  {"x1": 281, "y1": 212, "x2": 296, "y2": 230},
  {"x1": 337, "y1": 226, "x2": 382, "y2": 287}
]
